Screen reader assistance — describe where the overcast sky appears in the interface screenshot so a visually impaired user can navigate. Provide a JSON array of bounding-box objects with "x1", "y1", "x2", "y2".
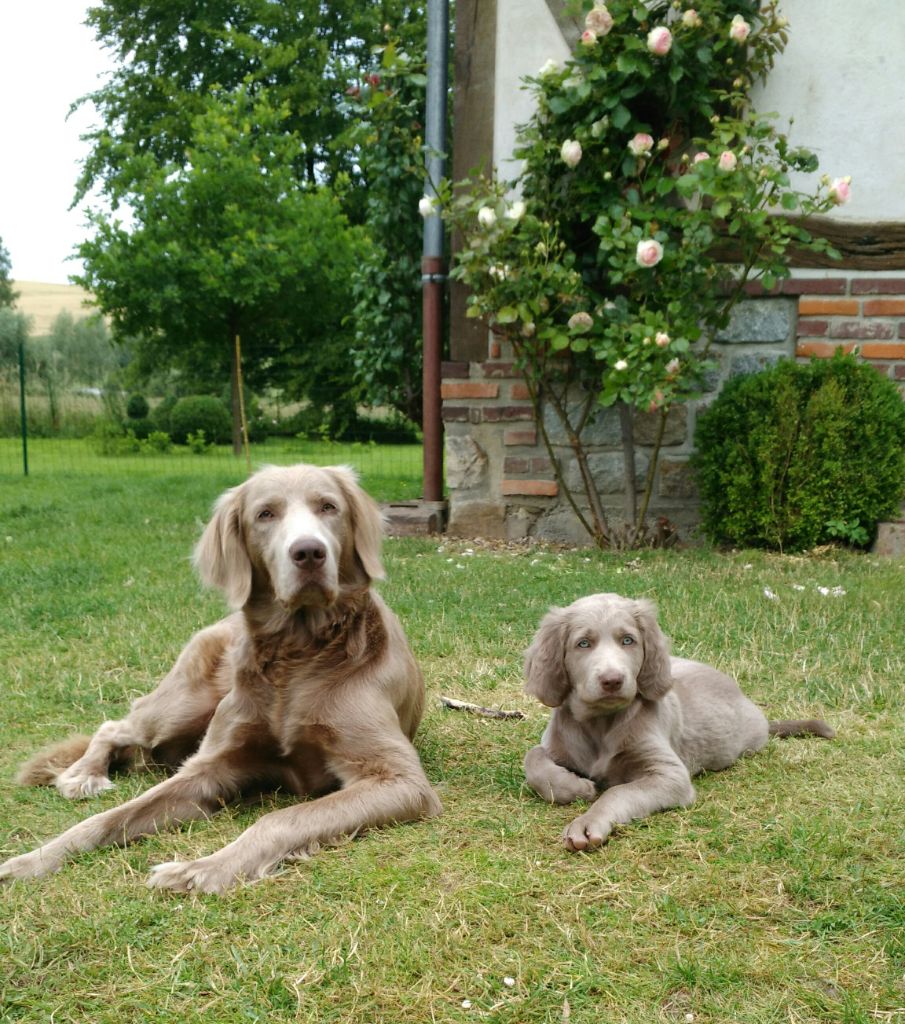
[{"x1": 0, "y1": 2, "x2": 114, "y2": 285}]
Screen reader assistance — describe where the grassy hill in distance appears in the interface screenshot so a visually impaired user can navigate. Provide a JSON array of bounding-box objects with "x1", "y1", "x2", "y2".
[{"x1": 12, "y1": 280, "x2": 97, "y2": 335}]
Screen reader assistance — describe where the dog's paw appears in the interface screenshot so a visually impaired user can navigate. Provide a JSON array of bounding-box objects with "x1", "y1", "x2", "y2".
[
  {"x1": 546, "y1": 775, "x2": 597, "y2": 805},
  {"x1": 0, "y1": 848, "x2": 62, "y2": 882},
  {"x1": 562, "y1": 812, "x2": 612, "y2": 852},
  {"x1": 55, "y1": 767, "x2": 114, "y2": 800},
  {"x1": 148, "y1": 857, "x2": 250, "y2": 895}
]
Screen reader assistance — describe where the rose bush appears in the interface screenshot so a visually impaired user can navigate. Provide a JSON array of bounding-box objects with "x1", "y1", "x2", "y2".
[{"x1": 443, "y1": 0, "x2": 846, "y2": 548}]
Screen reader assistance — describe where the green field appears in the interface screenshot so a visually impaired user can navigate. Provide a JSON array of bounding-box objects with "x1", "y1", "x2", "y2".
[{"x1": 0, "y1": 466, "x2": 902, "y2": 1023}]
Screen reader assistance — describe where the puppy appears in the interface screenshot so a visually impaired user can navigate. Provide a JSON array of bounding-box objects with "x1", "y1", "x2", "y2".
[{"x1": 523, "y1": 593, "x2": 833, "y2": 851}]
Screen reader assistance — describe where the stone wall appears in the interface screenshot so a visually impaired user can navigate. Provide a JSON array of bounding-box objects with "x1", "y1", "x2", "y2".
[{"x1": 442, "y1": 273, "x2": 905, "y2": 544}]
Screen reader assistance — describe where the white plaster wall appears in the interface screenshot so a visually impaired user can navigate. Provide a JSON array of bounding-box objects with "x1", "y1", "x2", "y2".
[
  {"x1": 492, "y1": 0, "x2": 905, "y2": 223},
  {"x1": 493, "y1": 0, "x2": 571, "y2": 181},
  {"x1": 752, "y1": 0, "x2": 905, "y2": 223}
]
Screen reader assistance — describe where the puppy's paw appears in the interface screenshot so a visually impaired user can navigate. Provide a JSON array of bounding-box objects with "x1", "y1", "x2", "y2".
[
  {"x1": 545, "y1": 774, "x2": 597, "y2": 805},
  {"x1": 562, "y1": 812, "x2": 612, "y2": 852},
  {"x1": 0, "y1": 848, "x2": 62, "y2": 882},
  {"x1": 148, "y1": 857, "x2": 253, "y2": 895},
  {"x1": 55, "y1": 767, "x2": 114, "y2": 800}
]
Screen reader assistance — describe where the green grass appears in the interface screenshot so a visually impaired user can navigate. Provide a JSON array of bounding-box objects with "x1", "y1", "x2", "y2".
[{"x1": 1, "y1": 470, "x2": 903, "y2": 1024}]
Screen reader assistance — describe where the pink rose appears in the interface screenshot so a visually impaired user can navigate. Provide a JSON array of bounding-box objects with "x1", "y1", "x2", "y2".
[
  {"x1": 718, "y1": 150, "x2": 737, "y2": 172},
  {"x1": 568, "y1": 311, "x2": 594, "y2": 332},
  {"x1": 655, "y1": 332, "x2": 670, "y2": 348},
  {"x1": 580, "y1": 29, "x2": 597, "y2": 46},
  {"x1": 693, "y1": 151, "x2": 710, "y2": 164},
  {"x1": 635, "y1": 239, "x2": 664, "y2": 268},
  {"x1": 666, "y1": 358, "x2": 681, "y2": 378},
  {"x1": 627, "y1": 132, "x2": 654, "y2": 157},
  {"x1": 560, "y1": 139, "x2": 583, "y2": 168},
  {"x1": 585, "y1": 5, "x2": 614, "y2": 36},
  {"x1": 647, "y1": 26, "x2": 673, "y2": 56},
  {"x1": 829, "y1": 176, "x2": 852, "y2": 205},
  {"x1": 729, "y1": 15, "x2": 750, "y2": 43}
]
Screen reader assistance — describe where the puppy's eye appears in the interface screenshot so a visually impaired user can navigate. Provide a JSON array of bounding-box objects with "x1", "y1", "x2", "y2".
[
  {"x1": 576, "y1": 638, "x2": 591, "y2": 649},
  {"x1": 320, "y1": 501, "x2": 337, "y2": 514},
  {"x1": 256, "y1": 508, "x2": 275, "y2": 521},
  {"x1": 621, "y1": 635, "x2": 635, "y2": 646}
]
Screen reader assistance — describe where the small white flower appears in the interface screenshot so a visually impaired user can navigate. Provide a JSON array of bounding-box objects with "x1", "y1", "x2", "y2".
[
  {"x1": 817, "y1": 586, "x2": 830, "y2": 596},
  {"x1": 503, "y1": 977, "x2": 516, "y2": 988},
  {"x1": 792, "y1": 584, "x2": 805, "y2": 591},
  {"x1": 418, "y1": 194, "x2": 438, "y2": 218},
  {"x1": 538, "y1": 58, "x2": 560, "y2": 77},
  {"x1": 461, "y1": 999, "x2": 472, "y2": 1009},
  {"x1": 614, "y1": 359, "x2": 629, "y2": 371},
  {"x1": 505, "y1": 199, "x2": 526, "y2": 222},
  {"x1": 763, "y1": 587, "x2": 778, "y2": 601},
  {"x1": 477, "y1": 206, "x2": 497, "y2": 228},
  {"x1": 832, "y1": 586, "x2": 846, "y2": 596},
  {"x1": 560, "y1": 139, "x2": 583, "y2": 168}
]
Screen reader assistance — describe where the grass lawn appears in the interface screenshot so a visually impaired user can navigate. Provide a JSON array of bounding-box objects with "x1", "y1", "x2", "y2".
[{"x1": 0, "y1": 467, "x2": 902, "y2": 1023}]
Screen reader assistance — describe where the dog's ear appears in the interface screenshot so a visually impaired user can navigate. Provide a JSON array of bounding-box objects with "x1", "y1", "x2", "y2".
[
  {"x1": 524, "y1": 607, "x2": 571, "y2": 707},
  {"x1": 633, "y1": 598, "x2": 673, "y2": 701},
  {"x1": 331, "y1": 466, "x2": 385, "y2": 581},
  {"x1": 193, "y1": 482, "x2": 253, "y2": 609}
]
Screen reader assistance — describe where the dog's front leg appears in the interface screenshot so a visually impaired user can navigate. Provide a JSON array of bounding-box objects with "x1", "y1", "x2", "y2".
[
  {"x1": 0, "y1": 759, "x2": 241, "y2": 882},
  {"x1": 562, "y1": 764, "x2": 695, "y2": 851},
  {"x1": 524, "y1": 745, "x2": 597, "y2": 804},
  {"x1": 149, "y1": 733, "x2": 441, "y2": 894}
]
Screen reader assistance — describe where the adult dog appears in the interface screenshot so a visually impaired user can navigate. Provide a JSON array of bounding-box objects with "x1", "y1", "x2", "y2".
[
  {"x1": 523, "y1": 593, "x2": 833, "y2": 851},
  {"x1": 0, "y1": 463, "x2": 441, "y2": 892}
]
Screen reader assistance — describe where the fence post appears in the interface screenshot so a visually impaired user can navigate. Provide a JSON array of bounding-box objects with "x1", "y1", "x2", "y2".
[{"x1": 18, "y1": 336, "x2": 28, "y2": 477}]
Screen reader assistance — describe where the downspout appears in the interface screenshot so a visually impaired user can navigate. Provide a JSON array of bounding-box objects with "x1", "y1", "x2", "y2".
[{"x1": 421, "y1": 0, "x2": 449, "y2": 505}]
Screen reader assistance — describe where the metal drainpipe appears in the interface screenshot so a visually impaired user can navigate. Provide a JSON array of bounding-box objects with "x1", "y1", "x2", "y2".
[{"x1": 421, "y1": 0, "x2": 449, "y2": 505}]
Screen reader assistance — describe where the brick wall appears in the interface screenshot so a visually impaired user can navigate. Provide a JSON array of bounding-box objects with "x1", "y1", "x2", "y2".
[{"x1": 443, "y1": 274, "x2": 905, "y2": 544}]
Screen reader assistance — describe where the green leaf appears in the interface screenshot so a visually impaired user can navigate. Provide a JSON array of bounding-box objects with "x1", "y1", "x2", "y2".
[
  {"x1": 612, "y1": 104, "x2": 631, "y2": 130},
  {"x1": 497, "y1": 306, "x2": 518, "y2": 324}
]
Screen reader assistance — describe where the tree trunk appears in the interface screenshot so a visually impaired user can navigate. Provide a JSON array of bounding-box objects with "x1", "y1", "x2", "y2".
[{"x1": 228, "y1": 315, "x2": 242, "y2": 457}]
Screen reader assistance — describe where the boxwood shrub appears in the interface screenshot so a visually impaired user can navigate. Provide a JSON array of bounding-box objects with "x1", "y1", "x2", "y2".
[
  {"x1": 692, "y1": 352, "x2": 905, "y2": 551},
  {"x1": 169, "y1": 395, "x2": 232, "y2": 446}
]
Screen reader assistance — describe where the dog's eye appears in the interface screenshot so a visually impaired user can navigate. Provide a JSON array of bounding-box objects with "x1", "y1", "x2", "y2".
[
  {"x1": 576, "y1": 638, "x2": 591, "y2": 649},
  {"x1": 320, "y1": 501, "x2": 337, "y2": 514},
  {"x1": 621, "y1": 635, "x2": 635, "y2": 646},
  {"x1": 256, "y1": 508, "x2": 275, "y2": 521}
]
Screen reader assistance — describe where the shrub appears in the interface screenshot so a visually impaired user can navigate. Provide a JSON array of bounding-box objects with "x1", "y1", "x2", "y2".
[
  {"x1": 128, "y1": 416, "x2": 155, "y2": 440},
  {"x1": 126, "y1": 394, "x2": 149, "y2": 419},
  {"x1": 186, "y1": 429, "x2": 214, "y2": 455},
  {"x1": 142, "y1": 430, "x2": 173, "y2": 453},
  {"x1": 151, "y1": 394, "x2": 179, "y2": 433},
  {"x1": 169, "y1": 395, "x2": 231, "y2": 445},
  {"x1": 693, "y1": 353, "x2": 905, "y2": 551}
]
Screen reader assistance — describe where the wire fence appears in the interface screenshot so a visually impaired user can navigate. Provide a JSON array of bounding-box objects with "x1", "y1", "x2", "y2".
[{"x1": 0, "y1": 379, "x2": 426, "y2": 503}]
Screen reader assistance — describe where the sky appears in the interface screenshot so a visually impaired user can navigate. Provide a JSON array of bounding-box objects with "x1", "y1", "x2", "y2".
[{"x1": 0, "y1": 1, "x2": 114, "y2": 285}]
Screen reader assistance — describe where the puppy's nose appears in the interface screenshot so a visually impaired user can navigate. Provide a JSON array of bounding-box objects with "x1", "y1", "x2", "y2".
[
  {"x1": 597, "y1": 673, "x2": 624, "y2": 694},
  {"x1": 289, "y1": 537, "x2": 327, "y2": 568}
]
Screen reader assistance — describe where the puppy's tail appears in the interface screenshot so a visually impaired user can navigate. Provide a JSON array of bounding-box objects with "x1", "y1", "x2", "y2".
[
  {"x1": 769, "y1": 718, "x2": 835, "y2": 740},
  {"x1": 15, "y1": 735, "x2": 93, "y2": 786}
]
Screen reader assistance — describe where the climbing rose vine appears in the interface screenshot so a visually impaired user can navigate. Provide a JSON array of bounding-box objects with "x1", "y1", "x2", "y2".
[{"x1": 441, "y1": 0, "x2": 848, "y2": 548}]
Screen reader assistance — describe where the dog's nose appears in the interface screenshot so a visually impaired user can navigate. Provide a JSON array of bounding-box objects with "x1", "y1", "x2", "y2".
[
  {"x1": 289, "y1": 537, "x2": 327, "y2": 568},
  {"x1": 597, "y1": 673, "x2": 624, "y2": 694}
]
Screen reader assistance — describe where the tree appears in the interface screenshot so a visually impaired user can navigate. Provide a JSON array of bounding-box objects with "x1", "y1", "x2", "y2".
[
  {"x1": 78, "y1": 0, "x2": 426, "y2": 222},
  {"x1": 76, "y1": 87, "x2": 362, "y2": 451},
  {"x1": 348, "y1": 32, "x2": 430, "y2": 425},
  {"x1": 0, "y1": 237, "x2": 17, "y2": 308}
]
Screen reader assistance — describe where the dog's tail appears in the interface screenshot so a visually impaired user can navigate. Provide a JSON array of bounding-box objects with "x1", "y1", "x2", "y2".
[
  {"x1": 15, "y1": 735, "x2": 93, "y2": 786},
  {"x1": 769, "y1": 718, "x2": 835, "y2": 740}
]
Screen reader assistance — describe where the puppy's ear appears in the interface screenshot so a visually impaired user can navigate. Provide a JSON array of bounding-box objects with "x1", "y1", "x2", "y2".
[
  {"x1": 633, "y1": 599, "x2": 673, "y2": 701},
  {"x1": 524, "y1": 607, "x2": 571, "y2": 708},
  {"x1": 331, "y1": 466, "x2": 385, "y2": 581},
  {"x1": 193, "y1": 482, "x2": 252, "y2": 609}
]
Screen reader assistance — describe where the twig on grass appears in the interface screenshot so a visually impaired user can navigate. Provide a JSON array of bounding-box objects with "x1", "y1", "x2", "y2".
[{"x1": 439, "y1": 696, "x2": 526, "y2": 720}]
